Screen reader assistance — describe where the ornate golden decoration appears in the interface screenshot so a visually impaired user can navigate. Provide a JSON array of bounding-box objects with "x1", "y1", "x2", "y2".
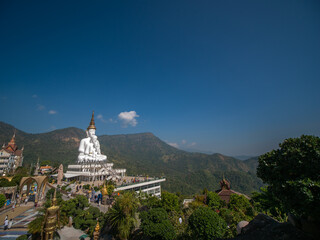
[
  {"x1": 93, "y1": 221, "x2": 100, "y2": 240},
  {"x1": 101, "y1": 184, "x2": 108, "y2": 196},
  {"x1": 42, "y1": 189, "x2": 60, "y2": 240},
  {"x1": 87, "y1": 111, "x2": 96, "y2": 130}
]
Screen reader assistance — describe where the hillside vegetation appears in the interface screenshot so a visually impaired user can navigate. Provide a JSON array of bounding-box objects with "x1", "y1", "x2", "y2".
[{"x1": 0, "y1": 121, "x2": 262, "y2": 195}]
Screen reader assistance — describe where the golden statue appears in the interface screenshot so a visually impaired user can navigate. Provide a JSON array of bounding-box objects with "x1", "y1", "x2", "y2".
[
  {"x1": 42, "y1": 189, "x2": 60, "y2": 240},
  {"x1": 93, "y1": 221, "x2": 100, "y2": 240},
  {"x1": 101, "y1": 184, "x2": 108, "y2": 196}
]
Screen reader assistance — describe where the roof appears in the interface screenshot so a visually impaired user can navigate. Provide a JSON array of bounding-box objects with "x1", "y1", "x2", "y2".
[
  {"x1": 40, "y1": 166, "x2": 53, "y2": 169},
  {"x1": 14, "y1": 150, "x2": 22, "y2": 157},
  {"x1": 52, "y1": 173, "x2": 83, "y2": 178},
  {"x1": 216, "y1": 189, "x2": 250, "y2": 203}
]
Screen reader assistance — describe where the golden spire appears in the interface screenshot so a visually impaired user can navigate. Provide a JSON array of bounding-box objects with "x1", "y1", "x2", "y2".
[
  {"x1": 93, "y1": 221, "x2": 100, "y2": 240},
  {"x1": 52, "y1": 189, "x2": 57, "y2": 206},
  {"x1": 95, "y1": 221, "x2": 100, "y2": 232},
  {"x1": 8, "y1": 131, "x2": 16, "y2": 145},
  {"x1": 87, "y1": 111, "x2": 96, "y2": 130}
]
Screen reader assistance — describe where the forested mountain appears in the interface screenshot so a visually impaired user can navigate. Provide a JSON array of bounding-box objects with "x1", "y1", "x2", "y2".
[{"x1": 0, "y1": 121, "x2": 262, "y2": 195}]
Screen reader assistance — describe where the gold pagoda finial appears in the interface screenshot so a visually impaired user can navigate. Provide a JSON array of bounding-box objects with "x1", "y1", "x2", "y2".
[
  {"x1": 95, "y1": 221, "x2": 100, "y2": 232},
  {"x1": 87, "y1": 111, "x2": 96, "y2": 130},
  {"x1": 93, "y1": 221, "x2": 100, "y2": 240}
]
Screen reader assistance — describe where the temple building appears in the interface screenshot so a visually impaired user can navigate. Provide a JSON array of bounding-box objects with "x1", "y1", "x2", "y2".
[
  {"x1": 215, "y1": 177, "x2": 249, "y2": 203},
  {"x1": 0, "y1": 132, "x2": 24, "y2": 175},
  {"x1": 61, "y1": 112, "x2": 165, "y2": 197}
]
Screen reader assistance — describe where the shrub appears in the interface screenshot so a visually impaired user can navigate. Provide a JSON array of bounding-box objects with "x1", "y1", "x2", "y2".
[
  {"x1": 188, "y1": 206, "x2": 227, "y2": 240},
  {"x1": 0, "y1": 194, "x2": 6, "y2": 208}
]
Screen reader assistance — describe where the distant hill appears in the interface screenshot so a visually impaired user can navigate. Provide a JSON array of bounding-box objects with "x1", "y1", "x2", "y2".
[{"x1": 0, "y1": 121, "x2": 262, "y2": 195}]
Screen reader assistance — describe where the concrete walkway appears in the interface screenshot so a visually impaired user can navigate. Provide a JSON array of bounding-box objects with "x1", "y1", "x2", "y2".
[
  {"x1": 58, "y1": 226, "x2": 89, "y2": 240},
  {"x1": 0, "y1": 203, "x2": 38, "y2": 239},
  {"x1": 0, "y1": 203, "x2": 33, "y2": 225}
]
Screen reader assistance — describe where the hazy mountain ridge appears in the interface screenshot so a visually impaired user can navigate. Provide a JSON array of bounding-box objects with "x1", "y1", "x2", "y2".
[{"x1": 0, "y1": 121, "x2": 262, "y2": 195}]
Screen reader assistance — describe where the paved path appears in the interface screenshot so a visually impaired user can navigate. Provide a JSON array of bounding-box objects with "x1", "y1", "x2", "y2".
[
  {"x1": 58, "y1": 226, "x2": 89, "y2": 240},
  {"x1": 0, "y1": 204, "x2": 38, "y2": 239}
]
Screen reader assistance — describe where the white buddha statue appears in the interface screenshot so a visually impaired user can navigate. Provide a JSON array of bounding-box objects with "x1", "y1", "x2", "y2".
[{"x1": 78, "y1": 112, "x2": 107, "y2": 163}]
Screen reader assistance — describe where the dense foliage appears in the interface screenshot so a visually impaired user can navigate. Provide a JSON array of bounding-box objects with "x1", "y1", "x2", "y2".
[
  {"x1": 106, "y1": 191, "x2": 139, "y2": 240},
  {"x1": 251, "y1": 186, "x2": 287, "y2": 222},
  {"x1": 140, "y1": 208, "x2": 176, "y2": 240},
  {"x1": 188, "y1": 206, "x2": 227, "y2": 239},
  {"x1": 257, "y1": 135, "x2": 320, "y2": 220},
  {"x1": 0, "y1": 194, "x2": 6, "y2": 207}
]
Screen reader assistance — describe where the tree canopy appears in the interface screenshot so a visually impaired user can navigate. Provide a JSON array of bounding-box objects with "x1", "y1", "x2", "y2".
[
  {"x1": 140, "y1": 208, "x2": 176, "y2": 240},
  {"x1": 188, "y1": 206, "x2": 226, "y2": 240},
  {"x1": 257, "y1": 135, "x2": 320, "y2": 219}
]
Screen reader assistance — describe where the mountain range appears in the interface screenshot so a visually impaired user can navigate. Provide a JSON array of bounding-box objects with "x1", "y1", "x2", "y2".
[{"x1": 0, "y1": 121, "x2": 263, "y2": 195}]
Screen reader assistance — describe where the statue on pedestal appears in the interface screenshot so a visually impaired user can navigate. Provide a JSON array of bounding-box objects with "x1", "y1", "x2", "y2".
[
  {"x1": 57, "y1": 164, "x2": 63, "y2": 186},
  {"x1": 42, "y1": 189, "x2": 60, "y2": 240},
  {"x1": 78, "y1": 112, "x2": 107, "y2": 163}
]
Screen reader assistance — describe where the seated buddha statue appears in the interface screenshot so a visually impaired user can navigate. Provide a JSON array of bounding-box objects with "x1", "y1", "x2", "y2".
[{"x1": 78, "y1": 112, "x2": 107, "y2": 163}]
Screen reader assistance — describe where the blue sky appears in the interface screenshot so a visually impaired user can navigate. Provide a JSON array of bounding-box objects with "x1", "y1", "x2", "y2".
[{"x1": 0, "y1": 0, "x2": 319, "y2": 156}]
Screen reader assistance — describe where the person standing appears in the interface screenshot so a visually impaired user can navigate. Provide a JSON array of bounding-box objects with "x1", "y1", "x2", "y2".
[
  {"x1": 4, "y1": 219, "x2": 9, "y2": 230},
  {"x1": 8, "y1": 219, "x2": 13, "y2": 229}
]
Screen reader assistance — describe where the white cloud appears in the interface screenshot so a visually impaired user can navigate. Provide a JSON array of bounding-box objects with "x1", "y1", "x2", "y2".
[
  {"x1": 97, "y1": 114, "x2": 107, "y2": 123},
  {"x1": 182, "y1": 139, "x2": 187, "y2": 145},
  {"x1": 37, "y1": 104, "x2": 45, "y2": 111},
  {"x1": 118, "y1": 111, "x2": 139, "y2": 127},
  {"x1": 168, "y1": 142, "x2": 179, "y2": 148},
  {"x1": 32, "y1": 94, "x2": 38, "y2": 98},
  {"x1": 48, "y1": 110, "x2": 57, "y2": 115},
  {"x1": 189, "y1": 142, "x2": 197, "y2": 147},
  {"x1": 109, "y1": 118, "x2": 117, "y2": 123}
]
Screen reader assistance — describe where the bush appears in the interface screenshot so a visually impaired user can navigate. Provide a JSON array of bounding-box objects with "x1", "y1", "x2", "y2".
[
  {"x1": 161, "y1": 191, "x2": 181, "y2": 213},
  {"x1": 0, "y1": 194, "x2": 6, "y2": 208},
  {"x1": 188, "y1": 206, "x2": 226, "y2": 240},
  {"x1": 140, "y1": 208, "x2": 176, "y2": 240},
  {"x1": 206, "y1": 191, "x2": 223, "y2": 210}
]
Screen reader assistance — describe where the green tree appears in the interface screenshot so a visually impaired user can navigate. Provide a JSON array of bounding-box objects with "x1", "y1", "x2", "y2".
[
  {"x1": 0, "y1": 194, "x2": 6, "y2": 208},
  {"x1": 219, "y1": 208, "x2": 243, "y2": 238},
  {"x1": 106, "y1": 191, "x2": 139, "y2": 239},
  {"x1": 206, "y1": 191, "x2": 223, "y2": 210},
  {"x1": 0, "y1": 178, "x2": 15, "y2": 187},
  {"x1": 228, "y1": 194, "x2": 254, "y2": 218},
  {"x1": 28, "y1": 213, "x2": 44, "y2": 238},
  {"x1": 140, "y1": 208, "x2": 176, "y2": 240},
  {"x1": 107, "y1": 184, "x2": 115, "y2": 197},
  {"x1": 251, "y1": 186, "x2": 287, "y2": 222},
  {"x1": 188, "y1": 206, "x2": 226, "y2": 240},
  {"x1": 161, "y1": 191, "x2": 180, "y2": 213},
  {"x1": 257, "y1": 135, "x2": 320, "y2": 219}
]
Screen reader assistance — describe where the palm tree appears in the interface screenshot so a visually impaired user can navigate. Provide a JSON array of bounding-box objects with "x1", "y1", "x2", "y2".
[{"x1": 106, "y1": 191, "x2": 139, "y2": 240}]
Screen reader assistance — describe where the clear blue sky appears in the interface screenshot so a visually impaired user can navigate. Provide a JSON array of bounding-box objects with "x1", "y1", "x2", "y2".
[{"x1": 1, "y1": 0, "x2": 319, "y2": 156}]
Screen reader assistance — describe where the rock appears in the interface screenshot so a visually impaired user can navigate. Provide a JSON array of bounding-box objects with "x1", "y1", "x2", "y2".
[
  {"x1": 233, "y1": 214, "x2": 314, "y2": 240},
  {"x1": 236, "y1": 221, "x2": 249, "y2": 234}
]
